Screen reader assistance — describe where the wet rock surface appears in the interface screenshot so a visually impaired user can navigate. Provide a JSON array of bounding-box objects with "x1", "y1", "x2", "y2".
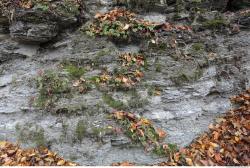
[{"x1": 0, "y1": 0, "x2": 250, "y2": 166}]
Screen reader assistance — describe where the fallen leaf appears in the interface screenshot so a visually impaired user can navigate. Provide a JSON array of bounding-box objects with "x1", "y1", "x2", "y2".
[
  {"x1": 156, "y1": 128, "x2": 167, "y2": 139},
  {"x1": 123, "y1": 24, "x2": 130, "y2": 30},
  {"x1": 57, "y1": 160, "x2": 65, "y2": 166}
]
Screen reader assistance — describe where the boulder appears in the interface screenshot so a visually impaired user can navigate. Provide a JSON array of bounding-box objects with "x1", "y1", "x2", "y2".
[
  {"x1": 0, "y1": 12, "x2": 9, "y2": 33},
  {"x1": 9, "y1": 9, "x2": 59, "y2": 43},
  {"x1": 9, "y1": 0, "x2": 83, "y2": 43}
]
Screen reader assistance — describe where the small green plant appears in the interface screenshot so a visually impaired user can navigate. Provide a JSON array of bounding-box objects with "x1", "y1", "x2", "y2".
[
  {"x1": 64, "y1": 64, "x2": 85, "y2": 79},
  {"x1": 155, "y1": 63, "x2": 162, "y2": 72},
  {"x1": 75, "y1": 120, "x2": 87, "y2": 142},
  {"x1": 85, "y1": 9, "x2": 156, "y2": 41},
  {"x1": 36, "y1": 71, "x2": 70, "y2": 109},
  {"x1": 147, "y1": 85, "x2": 161, "y2": 96},
  {"x1": 192, "y1": 43, "x2": 205, "y2": 51},
  {"x1": 33, "y1": 4, "x2": 49, "y2": 11},
  {"x1": 203, "y1": 18, "x2": 228, "y2": 29},
  {"x1": 102, "y1": 94, "x2": 127, "y2": 110},
  {"x1": 113, "y1": 111, "x2": 166, "y2": 153},
  {"x1": 15, "y1": 123, "x2": 47, "y2": 147},
  {"x1": 153, "y1": 145, "x2": 166, "y2": 156}
]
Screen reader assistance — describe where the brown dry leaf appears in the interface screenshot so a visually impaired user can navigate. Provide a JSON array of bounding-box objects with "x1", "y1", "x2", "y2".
[
  {"x1": 154, "y1": 90, "x2": 161, "y2": 96},
  {"x1": 213, "y1": 131, "x2": 220, "y2": 140},
  {"x1": 186, "y1": 158, "x2": 193, "y2": 166},
  {"x1": 57, "y1": 160, "x2": 65, "y2": 166},
  {"x1": 214, "y1": 153, "x2": 222, "y2": 162},
  {"x1": 156, "y1": 128, "x2": 167, "y2": 139},
  {"x1": 94, "y1": 12, "x2": 102, "y2": 19},
  {"x1": 0, "y1": 141, "x2": 7, "y2": 148},
  {"x1": 156, "y1": 89, "x2": 250, "y2": 166},
  {"x1": 113, "y1": 111, "x2": 125, "y2": 120},
  {"x1": 123, "y1": 24, "x2": 130, "y2": 30},
  {"x1": 73, "y1": 80, "x2": 81, "y2": 87}
]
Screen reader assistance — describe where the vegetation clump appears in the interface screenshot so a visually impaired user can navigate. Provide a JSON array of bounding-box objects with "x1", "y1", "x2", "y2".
[
  {"x1": 102, "y1": 94, "x2": 127, "y2": 110},
  {"x1": 94, "y1": 53, "x2": 145, "y2": 90},
  {"x1": 85, "y1": 8, "x2": 156, "y2": 41},
  {"x1": 85, "y1": 8, "x2": 191, "y2": 42},
  {"x1": 192, "y1": 43, "x2": 205, "y2": 51},
  {"x1": 35, "y1": 71, "x2": 70, "y2": 109},
  {"x1": 15, "y1": 123, "x2": 47, "y2": 147},
  {"x1": 75, "y1": 120, "x2": 87, "y2": 142},
  {"x1": 64, "y1": 64, "x2": 85, "y2": 79},
  {"x1": 16, "y1": 0, "x2": 80, "y2": 17},
  {"x1": 203, "y1": 18, "x2": 228, "y2": 29},
  {"x1": 112, "y1": 111, "x2": 167, "y2": 153}
]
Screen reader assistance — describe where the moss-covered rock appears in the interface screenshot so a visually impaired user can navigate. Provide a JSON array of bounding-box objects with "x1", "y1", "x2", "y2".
[
  {"x1": 8, "y1": 0, "x2": 85, "y2": 43},
  {"x1": 113, "y1": 0, "x2": 168, "y2": 12}
]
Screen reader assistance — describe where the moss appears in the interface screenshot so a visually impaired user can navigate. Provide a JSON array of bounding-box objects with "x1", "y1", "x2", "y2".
[
  {"x1": 203, "y1": 18, "x2": 228, "y2": 29},
  {"x1": 32, "y1": 0, "x2": 79, "y2": 17},
  {"x1": 192, "y1": 43, "x2": 205, "y2": 51},
  {"x1": 102, "y1": 93, "x2": 127, "y2": 110},
  {"x1": 64, "y1": 64, "x2": 85, "y2": 79},
  {"x1": 153, "y1": 145, "x2": 166, "y2": 156},
  {"x1": 75, "y1": 120, "x2": 87, "y2": 142},
  {"x1": 155, "y1": 63, "x2": 162, "y2": 72}
]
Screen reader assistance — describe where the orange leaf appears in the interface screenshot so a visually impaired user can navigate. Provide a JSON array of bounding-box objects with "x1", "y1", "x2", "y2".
[
  {"x1": 157, "y1": 128, "x2": 167, "y2": 139},
  {"x1": 57, "y1": 160, "x2": 65, "y2": 166}
]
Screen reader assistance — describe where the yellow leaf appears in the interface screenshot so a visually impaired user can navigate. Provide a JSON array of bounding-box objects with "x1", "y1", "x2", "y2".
[
  {"x1": 186, "y1": 158, "x2": 193, "y2": 166},
  {"x1": 94, "y1": 13, "x2": 102, "y2": 19},
  {"x1": 57, "y1": 160, "x2": 65, "y2": 166},
  {"x1": 0, "y1": 141, "x2": 7, "y2": 148},
  {"x1": 209, "y1": 142, "x2": 219, "y2": 148},
  {"x1": 157, "y1": 128, "x2": 167, "y2": 139},
  {"x1": 123, "y1": 24, "x2": 130, "y2": 30}
]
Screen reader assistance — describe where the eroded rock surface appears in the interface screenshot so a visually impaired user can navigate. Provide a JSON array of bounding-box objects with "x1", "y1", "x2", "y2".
[{"x1": 0, "y1": 0, "x2": 249, "y2": 166}]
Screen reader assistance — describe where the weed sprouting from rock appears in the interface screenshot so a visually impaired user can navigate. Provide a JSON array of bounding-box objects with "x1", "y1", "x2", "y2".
[{"x1": 35, "y1": 71, "x2": 70, "y2": 110}]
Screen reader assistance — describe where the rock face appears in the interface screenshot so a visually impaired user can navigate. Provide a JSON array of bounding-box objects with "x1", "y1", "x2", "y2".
[
  {"x1": 8, "y1": 0, "x2": 83, "y2": 43},
  {"x1": 0, "y1": 12, "x2": 9, "y2": 33},
  {"x1": 0, "y1": 0, "x2": 250, "y2": 166},
  {"x1": 10, "y1": 9, "x2": 59, "y2": 43}
]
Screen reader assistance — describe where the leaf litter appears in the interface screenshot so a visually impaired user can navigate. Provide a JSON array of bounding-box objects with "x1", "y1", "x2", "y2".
[{"x1": 0, "y1": 142, "x2": 77, "y2": 166}]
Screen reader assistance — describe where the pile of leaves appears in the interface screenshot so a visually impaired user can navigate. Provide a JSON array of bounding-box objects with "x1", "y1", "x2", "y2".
[
  {"x1": 158, "y1": 89, "x2": 250, "y2": 166},
  {"x1": 96, "y1": 69, "x2": 144, "y2": 90},
  {"x1": 111, "y1": 161, "x2": 135, "y2": 166},
  {"x1": 0, "y1": 141, "x2": 77, "y2": 166},
  {"x1": 119, "y1": 53, "x2": 145, "y2": 67},
  {"x1": 95, "y1": 53, "x2": 145, "y2": 90},
  {"x1": 85, "y1": 8, "x2": 191, "y2": 41},
  {"x1": 112, "y1": 111, "x2": 167, "y2": 152}
]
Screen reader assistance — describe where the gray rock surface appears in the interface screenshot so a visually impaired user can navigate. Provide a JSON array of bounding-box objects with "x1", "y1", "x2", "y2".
[{"x1": 0, "y1": 1, "x2": 249, "y2": 166}]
